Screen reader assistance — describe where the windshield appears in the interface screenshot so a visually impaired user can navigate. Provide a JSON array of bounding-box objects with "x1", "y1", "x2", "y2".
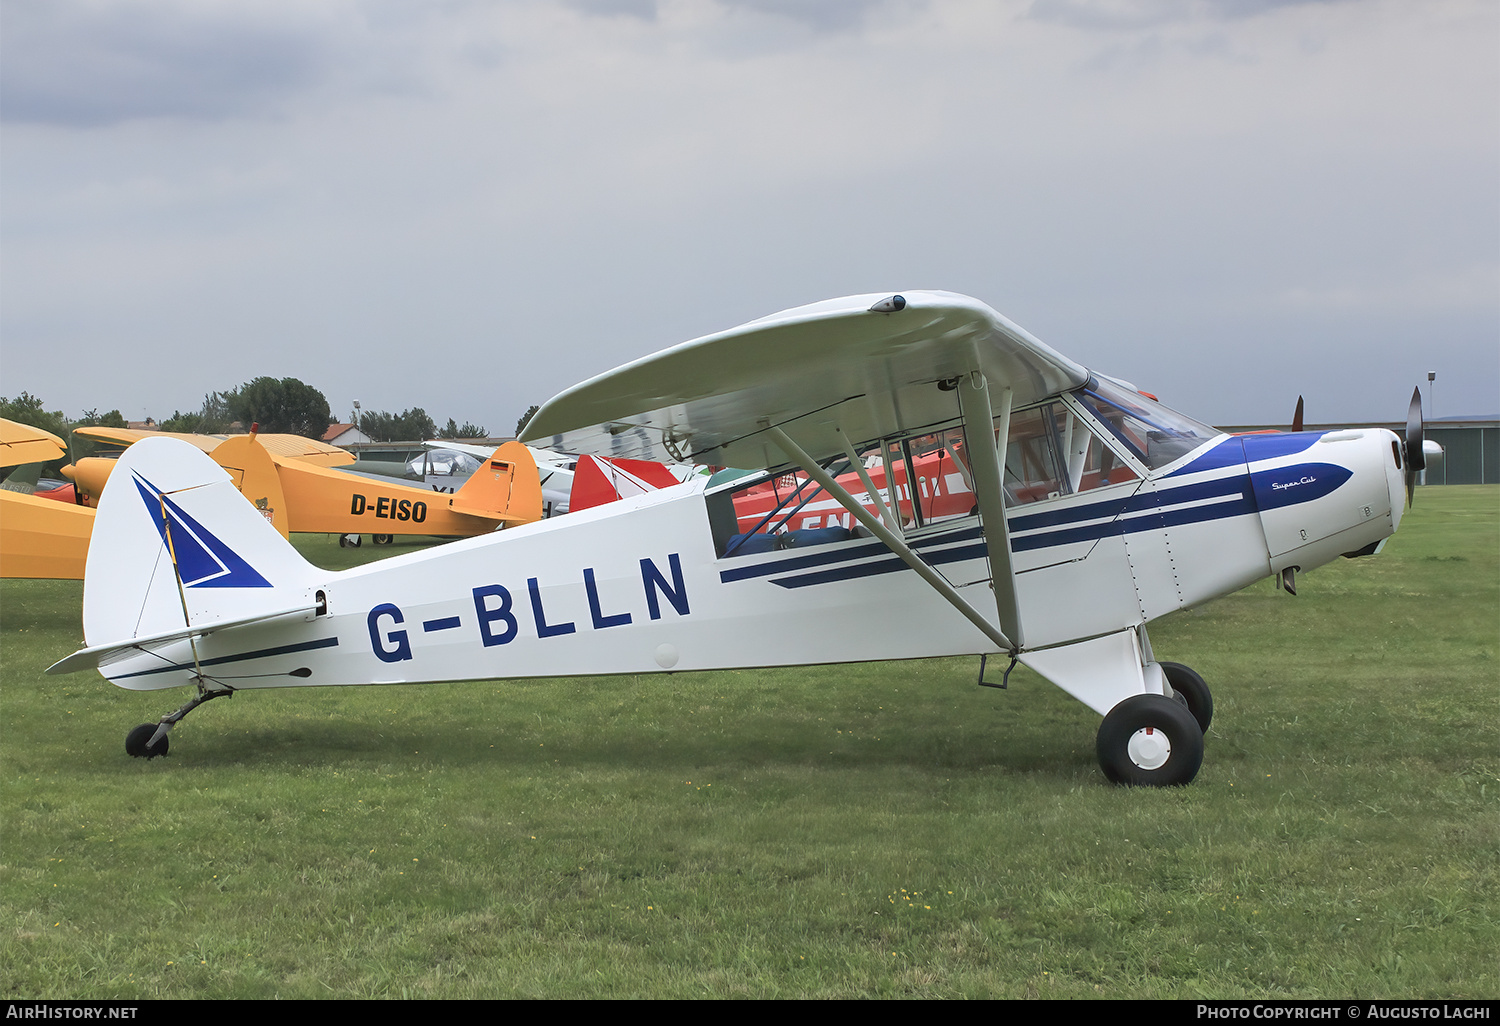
[{"x1": 1076, "y1": 378, "x2": 1220, "y2": 471}]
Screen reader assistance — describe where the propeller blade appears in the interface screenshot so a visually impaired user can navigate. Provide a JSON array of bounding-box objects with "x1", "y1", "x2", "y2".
[
  {"x1": 1403, "y1": 385, "x2": 1425, "y2": 507},
  {"x1": 1292, "y1": 395, "x2": 1304, "y2": 432},
  {"x1": 1406, "y1": 386, "x2": 1426, "y2": 472}
]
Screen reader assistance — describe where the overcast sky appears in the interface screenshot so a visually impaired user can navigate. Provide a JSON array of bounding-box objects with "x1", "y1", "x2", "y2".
[{"x1": 2, "y1": 0, "x2": 1495, "y2": 434}]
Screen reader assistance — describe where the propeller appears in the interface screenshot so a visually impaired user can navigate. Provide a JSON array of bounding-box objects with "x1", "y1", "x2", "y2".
[
  {"x1": 1292, "y1": 395, "x2": 1304, "y2": 432},
  {"x1": 1403, "y1": 385, "x2": 1425, "y2": 507}
]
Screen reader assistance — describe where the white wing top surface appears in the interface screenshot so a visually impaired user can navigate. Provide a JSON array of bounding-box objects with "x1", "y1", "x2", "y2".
[{"x1": 519, "y1": 291, "x2": 1088, "y2": 469}]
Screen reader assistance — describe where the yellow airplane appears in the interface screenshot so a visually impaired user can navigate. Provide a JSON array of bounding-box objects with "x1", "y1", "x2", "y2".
[
  {"x1": 0, "y1": 419, "x2": 93, "y2": 579},
  {"x1": 65, "y1": 427, "x2": 542, "y2": 545},
  {"x1": 65, "y1": 426, "x2": 355, "y2": 504}
]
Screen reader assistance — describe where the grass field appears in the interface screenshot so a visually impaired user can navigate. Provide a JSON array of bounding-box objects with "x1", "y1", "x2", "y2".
[{"x1": 2, "y1": 487, "x2": 1496, "y2": 998}]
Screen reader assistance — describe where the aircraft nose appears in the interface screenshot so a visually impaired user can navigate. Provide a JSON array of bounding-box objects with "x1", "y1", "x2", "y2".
[
  {"x1": 1380, "y1": 428, "x2": 1406, "y2": 534},
  {"x1": 1253, "y1": 428, "x2": 1402, "y2": 572}
]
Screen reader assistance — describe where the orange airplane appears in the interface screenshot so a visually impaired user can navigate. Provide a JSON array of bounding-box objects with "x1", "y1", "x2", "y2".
[
  {"x1": 65, "y1": 427, "x2": 542, "y2": 545},
  {"x1": 65, "y1": 426, "x2": 356, "y2": 504},
  {"x1": 0, "y1": 419, "x2": 93, "y2": 579}
]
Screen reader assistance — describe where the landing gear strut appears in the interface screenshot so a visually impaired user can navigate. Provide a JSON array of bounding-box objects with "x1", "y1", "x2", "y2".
[{"x1": 124, "y1": 686, "x2": 233, "y2": 759}]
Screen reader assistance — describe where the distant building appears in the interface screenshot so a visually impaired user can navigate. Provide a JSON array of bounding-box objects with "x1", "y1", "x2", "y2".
[
  {"x1": 1426, "y1": 417, "x2": 1499, "y2": 485},
  {"x1": 323, "y1": 423, "x2": 373, "y2": 448}
]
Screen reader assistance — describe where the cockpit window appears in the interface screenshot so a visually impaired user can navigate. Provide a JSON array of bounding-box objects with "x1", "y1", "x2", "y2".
[
  {"x1": 992, "y1": 401, "x2": 1140, "y2": 506},
  {"x1": 1075, "y1": 378, "x2": 1219, "y2": 471}
]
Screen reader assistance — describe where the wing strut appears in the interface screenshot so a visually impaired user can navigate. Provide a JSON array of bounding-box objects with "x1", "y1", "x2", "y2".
[
  {"x1": 766, "y1": 425, "x2": 1017, "y2": 654},
  {"x1": 954, "y1": 370, "x2": 1025, "y2": 649},
  {"x1": 834, "y1": 428, "x2": 900, "y2": 533}
]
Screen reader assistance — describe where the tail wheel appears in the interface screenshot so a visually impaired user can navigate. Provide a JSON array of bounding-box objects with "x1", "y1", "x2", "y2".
[
  {"x1": 125, "y1": 723, "x2": 168, "y2": 759},
  {"x1": 1096, "y1": 695, "x2": 1203, "y2": 786},
  {"x1": 1160, "y1": 661, "x2": 1213, "y2": 732}
]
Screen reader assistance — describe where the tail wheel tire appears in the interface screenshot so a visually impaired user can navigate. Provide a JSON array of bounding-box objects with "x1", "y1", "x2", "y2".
[
  {"x1": 125, "y1": 723, "x2": 168, "y2": 759},
  {"x1": 1097, "y1": 694, "x2": 1203, "y2": 787},
  {"x1": 1160, "y1": 661, "x2": 1213, "y2": 732}
]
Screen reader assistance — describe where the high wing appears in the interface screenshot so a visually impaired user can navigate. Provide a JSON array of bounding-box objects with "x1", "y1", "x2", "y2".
[
  {"x1": 0, "y1": 419, "x2": 68, "y2": 468},
  {"x1": 74, "y1": 427, "x2": 354, "y2": 467},
  {"x1": 519, "y1": 291, "x2": 1087, "y2": 471},
  {"x1": 521, "y1": 291, "x2": 1091, "y2": 654},
  {"x1": 73, "y1": 426, "x2": 227, "y2": 454}
]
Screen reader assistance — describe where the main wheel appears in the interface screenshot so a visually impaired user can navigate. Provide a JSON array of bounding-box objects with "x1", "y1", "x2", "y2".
[
  {"x1": 125, "y1": 723, "x2": 168, "y2": 759},
  {"x1": 1161, "y1": 661, "x2": 1213, "y2": 732},
  {"x1": 339, "y1": 533, "x2": 362, "y2": 548},
  {"x1": 373, "y1": 534, "x2": 393, "y2": 545},
  {"x1": 1096, "y1": 694, "x2": 1202, "y2": 786}
]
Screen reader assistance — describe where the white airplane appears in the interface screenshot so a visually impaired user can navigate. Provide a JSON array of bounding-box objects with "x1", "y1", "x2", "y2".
[{"x1": 47, "y1": 292, "x2": 1424, "y2": 786}]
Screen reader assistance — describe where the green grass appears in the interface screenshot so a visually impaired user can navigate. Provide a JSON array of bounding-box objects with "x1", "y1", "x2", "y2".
[{"x1": 3, "y1": 494, "x2": 1496, "y2": 998}]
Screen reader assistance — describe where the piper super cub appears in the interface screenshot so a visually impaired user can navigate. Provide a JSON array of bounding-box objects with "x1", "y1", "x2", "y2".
[{"x1": 49, "y1": 291, "x2": 1423, "y2": 785}]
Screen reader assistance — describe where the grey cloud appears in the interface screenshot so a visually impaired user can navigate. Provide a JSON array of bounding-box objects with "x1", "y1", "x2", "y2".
[
  {"x1": 1025, "y1": 0, "x2": 1349, "y2": 32},
  {"x1": 564, "y1": 0, "x2": 658, "y2": 21},
  {"x1": 0, "y1": 1, "x2": 328, "y2": 126},
  {"x1": 719, "y1": 0, "x2": 898, "y2": 33}
]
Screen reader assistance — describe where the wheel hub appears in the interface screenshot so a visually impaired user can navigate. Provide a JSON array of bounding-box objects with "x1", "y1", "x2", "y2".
[{"x1": 1127, "y1": 726, "x2": 1171, "y2": 770}]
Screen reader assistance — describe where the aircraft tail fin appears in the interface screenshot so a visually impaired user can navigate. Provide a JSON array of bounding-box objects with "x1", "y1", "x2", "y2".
[
  {"x1": 447, "y1": 441, "x2": 543, "y2": 524},
  {"x1": 209, "y1": 433, "x2": 292, "y2": 539},
  {"x1": 569, "y1": 455, "x2": 684, "y2": 512},
  {"x1": 53, "y1": 437, "x2": 322, "y2": 681}
]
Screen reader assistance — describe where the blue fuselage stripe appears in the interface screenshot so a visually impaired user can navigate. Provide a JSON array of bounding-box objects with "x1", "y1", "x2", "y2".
[{"x1": 733, "y1": 473, "x2": 1266, "y2": 590}]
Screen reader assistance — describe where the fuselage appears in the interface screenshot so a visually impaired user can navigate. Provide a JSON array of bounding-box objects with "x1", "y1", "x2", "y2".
[{"x1": 99, "y1": 385, "x2": 1405, "y2": 694}]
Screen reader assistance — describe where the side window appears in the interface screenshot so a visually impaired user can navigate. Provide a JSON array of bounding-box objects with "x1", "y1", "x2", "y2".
[
  {"x1": 1050, "y1": 404, "x2": 1140, "y2": 494},
  {"x1": 981, "y1": 401, "x2": 1141, "y2": 508},
  {"x1": 706, "y1": 424, "x2": 982, "y2": 558},
  {"x1": 708, "y1": 468, "x2": 858, "y2": 558},
  {"x1": 904, "y1": 428, "x2": 977, "y2": 526}
]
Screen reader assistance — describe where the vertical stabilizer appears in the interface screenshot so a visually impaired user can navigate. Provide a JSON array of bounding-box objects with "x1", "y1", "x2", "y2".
[
  {"x1": 82, "y1": 438, "x2": 319, "y2": 654},
  {"x1": 210, "y1": 433, "x2": 292, "y2": 539},
  {"x1": 447, "y1": 441, "x2": 543, "y2": 524}
]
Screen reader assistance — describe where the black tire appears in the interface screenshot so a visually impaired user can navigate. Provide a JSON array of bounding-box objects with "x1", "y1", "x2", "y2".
[
  {"x1": 1096, "y1": 694, "x2": 1202, "y2": 786},
  {"x1": 1161, "y1": 661, "x2": 1213, "y2": 732},
  {"x1": 373, "y1": 534, "x2": 393, "y2": 545},
  {"x1": 125, "y1": 723, "x2": 168, "y2": 759},
  {"x1": 340, "y1": 534, "x2": 362, "y2": 548}
]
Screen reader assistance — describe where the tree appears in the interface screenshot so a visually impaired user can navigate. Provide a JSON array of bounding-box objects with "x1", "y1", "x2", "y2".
[
  {"x1": 161, "y1": 392, "x2": 238, "y2": 434},
  {"x1": 438, "y1": 418, "x2": 487, "y2": 439},
  {"x1": 227, "y1": 377, "x2": 332, "y2": 438},
  {"x1": 359, "y1": 407, "x2": 437, "y2": 442},
  {"x1": 516, "y1": 404, "x2": 540, "y2": 436},
  {"x1": 76, "y1": 409, "x2": 127, "y2": 429},
  {"x1": 0, "y1": 392, "x2": 69, "y2": 440}
]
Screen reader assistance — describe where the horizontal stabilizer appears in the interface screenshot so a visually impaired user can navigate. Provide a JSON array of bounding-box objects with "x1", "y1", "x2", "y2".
[{"x1": 47, "y1": 601, "x2": 320, "y2": 675}]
